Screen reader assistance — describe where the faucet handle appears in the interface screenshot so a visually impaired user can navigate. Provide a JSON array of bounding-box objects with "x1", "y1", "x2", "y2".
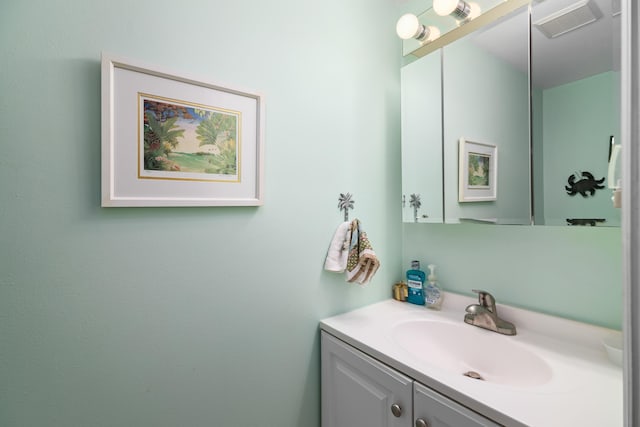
[{"x1": 471, "y1": 289, "x2": 496, "y2": 313}]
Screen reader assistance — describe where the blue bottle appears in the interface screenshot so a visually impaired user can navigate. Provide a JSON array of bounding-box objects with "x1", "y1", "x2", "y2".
[{"x1": 406, "y1": 260, "x2": 426, "y2": 305}]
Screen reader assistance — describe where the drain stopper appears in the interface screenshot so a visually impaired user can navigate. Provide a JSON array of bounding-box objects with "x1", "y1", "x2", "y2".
[{"x1": 463, "y1": 371, "x2": 484, "y2": 380}]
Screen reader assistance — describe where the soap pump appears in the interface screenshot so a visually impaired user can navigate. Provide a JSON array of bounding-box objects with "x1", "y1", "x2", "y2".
[{"x1": 424, "y1": 264, "x2": 443, "y2": 310}]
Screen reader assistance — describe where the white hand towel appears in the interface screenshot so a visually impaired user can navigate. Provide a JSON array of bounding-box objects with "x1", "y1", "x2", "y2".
[{"x1": 324, "y1": 221, "x2": 351, "y2": 272}]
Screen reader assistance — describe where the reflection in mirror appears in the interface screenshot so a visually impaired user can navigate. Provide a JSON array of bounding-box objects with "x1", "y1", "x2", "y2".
[
  {"x1": 442, "y1": 6, "x2": 531, "y2": 224},
  {"x1": 531, "y1": 0, "x2": 621, "y2": 226},
  {"x1": 401, "y1": 50, "x2": 443, "y2": 223}
]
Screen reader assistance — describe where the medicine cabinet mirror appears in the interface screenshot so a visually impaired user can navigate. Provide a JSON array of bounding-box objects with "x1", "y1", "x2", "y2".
[
  {"x1": 530, "y1": 0, "x2": 621, "y2": 226},
  {"x1": 400, "y1": 0, "x2": 622, "y2": 227}
]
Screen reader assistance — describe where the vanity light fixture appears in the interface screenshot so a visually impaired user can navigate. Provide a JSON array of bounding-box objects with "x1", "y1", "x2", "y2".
[
  {"x1": 396, "y1": 13, "x2": 441, "y2": 43},
  {"x1": 433, "y1": 0, "x2": 481, "y2": 21}
]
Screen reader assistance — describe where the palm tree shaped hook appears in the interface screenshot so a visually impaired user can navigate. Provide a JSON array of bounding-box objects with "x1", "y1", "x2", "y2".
[
  {"x1": 409, "y1": 193, "x2": 422, "y2": 223},
  {"x1": 338, "y1": 193, "x2": 355, "y2": 221}
]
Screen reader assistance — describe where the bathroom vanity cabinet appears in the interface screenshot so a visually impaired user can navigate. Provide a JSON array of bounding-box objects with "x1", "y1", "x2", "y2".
[
  {"x1": 321, "y1": 331, "x2": 499, "y2": 427},
  {"x1": 320, "y1": 296, "x2": 622, "y2": 427}
]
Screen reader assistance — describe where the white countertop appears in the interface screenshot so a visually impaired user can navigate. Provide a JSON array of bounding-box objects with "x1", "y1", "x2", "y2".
[{"x1": 320, "y1": 293, "x2": 623, "y2": 427}]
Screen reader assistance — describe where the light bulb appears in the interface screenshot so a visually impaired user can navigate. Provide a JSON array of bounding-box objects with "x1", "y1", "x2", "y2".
[
  {"x1": 468, "y1": 2, "x2": 481, "y2": 20},
  {"x1": 396, "y1": 13, "x2": 420, "y2": 40},
  {"x1": 396, "y1": 13, "x2": 441, "y2": 43},
  {"x1": 433, "y1": 0, "x2": 460, "y2": 16},
  {"x1": 425, "y1": 25, "x2": 441, "y2": 42}
]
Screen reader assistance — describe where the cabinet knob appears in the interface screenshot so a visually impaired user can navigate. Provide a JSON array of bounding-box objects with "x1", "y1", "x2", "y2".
[
  {"x1": 415, "y1": 418, "x2": 430, "y2": 427},
  {"x1": 390, "y1": 403, "x2": 402, "y2": 417}
]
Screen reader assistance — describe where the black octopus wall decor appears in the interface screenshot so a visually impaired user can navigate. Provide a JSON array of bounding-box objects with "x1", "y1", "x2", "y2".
[{"x1": 565, "y1": 171, "x2": 605, "y2": 197}]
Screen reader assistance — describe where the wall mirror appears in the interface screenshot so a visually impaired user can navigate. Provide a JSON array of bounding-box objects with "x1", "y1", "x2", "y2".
[
  {"x1": 530, "y1": 0, "x2": 621, "y2": 226},
  {"x1": 400, "y1": 2, "x2": 530, "y2": 224},
  {"x1": 400, "y1": 0, "x2": 622, "y2": 227},
  {"x1": 401, "y1": 49, "x2": 444, "y2": 223},
  {"x1": 441, "y1": 5, "x2": 530, "y2": 224}
]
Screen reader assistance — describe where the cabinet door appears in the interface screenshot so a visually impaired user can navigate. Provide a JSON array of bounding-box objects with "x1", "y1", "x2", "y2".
[
  {"x1": 321, "y1": 332, "x2": 413, "y2": 427},
  {"x1": 401, "y1": 50, "x2": 443, "y2": 223},
  {"x1": 413, "y1": 382, "x2": 500, "y2": 427}
]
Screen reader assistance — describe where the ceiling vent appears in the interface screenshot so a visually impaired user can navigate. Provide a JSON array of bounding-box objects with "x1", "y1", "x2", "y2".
[{"x1": 534, "y1": 0, "x2": 603, "y2": 39}]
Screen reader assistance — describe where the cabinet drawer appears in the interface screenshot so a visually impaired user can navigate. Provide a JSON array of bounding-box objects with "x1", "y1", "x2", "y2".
[{"x1": 414, "y1": 381, "x2": 501, "y2": 427}]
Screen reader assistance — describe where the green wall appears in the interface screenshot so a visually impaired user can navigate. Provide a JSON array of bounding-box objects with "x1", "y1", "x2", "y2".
[
  {"x1": 403, "y1": 223, "x2": 622, "y2": 329},
  {"x1": 0, "y1": 1, "x2": 402, "y2": 426},
  {"x1": 540, "y1": 72, "x2": 621, "y2": 226},
  {"x1": 0, "y1": 1, "x2": 624, "y2": 426}
]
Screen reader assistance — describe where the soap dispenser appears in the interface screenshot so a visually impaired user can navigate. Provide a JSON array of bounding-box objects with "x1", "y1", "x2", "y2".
[{"x1": 424, "y1": 264, "x2": 443, "y2": 310}]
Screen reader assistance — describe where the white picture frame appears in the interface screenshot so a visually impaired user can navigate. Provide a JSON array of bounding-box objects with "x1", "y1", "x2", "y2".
[
  {"x1": 101, "y1": 53, "x2": 265, "y2": 207},
  {"x1": 458, "y1": 138, "x2": 497, "y2": 202}
]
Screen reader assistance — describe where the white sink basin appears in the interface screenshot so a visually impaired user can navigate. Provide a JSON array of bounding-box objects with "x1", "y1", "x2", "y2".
[{"x1": 391, "y1": 319, "x2": 553, "y2": 387}]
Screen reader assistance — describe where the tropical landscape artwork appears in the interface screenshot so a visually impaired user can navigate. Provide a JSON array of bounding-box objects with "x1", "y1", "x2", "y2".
[
  {"x1": 467, "y1": 152, "x2": 490, "y2": 188},
  {"x1": 458, "y1": 138, "x2": 497, "y2": 202},
  {"x1": 103, "y1": 54, "x2": 264, "y2": 206},
  {"x1": 140, "y1": 94, "x2": 240, "y2": 182}
]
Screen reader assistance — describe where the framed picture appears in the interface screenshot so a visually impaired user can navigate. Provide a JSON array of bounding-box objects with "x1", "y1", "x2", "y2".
[
  {"x1": 101, "y1": 53, "x2": 264, "y2": 207},
  {"x1": 458, "y1": 138, "x2": 497, "y2": 202}
]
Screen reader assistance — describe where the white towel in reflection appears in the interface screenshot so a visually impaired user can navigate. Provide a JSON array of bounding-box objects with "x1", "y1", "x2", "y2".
[{"x1": 323, "y1": 221, "x2": 351, "y2": 272}]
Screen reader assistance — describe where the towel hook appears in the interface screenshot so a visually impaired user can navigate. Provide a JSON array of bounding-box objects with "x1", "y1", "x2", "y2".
[
  {"x1": 409, "y1": 193, "x2": 422, "y2": 223},
  {"x1": 338, "y1": 193, "x2": 355, "y2": 221}
]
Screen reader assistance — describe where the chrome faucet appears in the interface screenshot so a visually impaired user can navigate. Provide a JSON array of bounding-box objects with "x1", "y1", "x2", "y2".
[{"x1": 464, "y1": 290, "x2": 517, "y2": 336}]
